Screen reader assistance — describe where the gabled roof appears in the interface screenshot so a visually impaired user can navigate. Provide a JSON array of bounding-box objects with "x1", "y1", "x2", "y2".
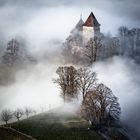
[
  {"x1": 71, "y1": 18, "x2": 84, "y2": 33},
  {"x1": 83, "y1": 12, "x2": 100, "y2": 27}
]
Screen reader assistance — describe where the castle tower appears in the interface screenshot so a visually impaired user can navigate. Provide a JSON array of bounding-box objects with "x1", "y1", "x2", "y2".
[
  {"x1": 82, "y1": 12, "x2": 100, "y2": 46},
  {"x1": 66, "y1": 17, "x2": 84, "y2": 47}
]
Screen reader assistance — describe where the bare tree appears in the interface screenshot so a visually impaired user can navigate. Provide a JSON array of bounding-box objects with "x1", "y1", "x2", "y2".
[
  {"x1": 2, "y1": 38, "x2": 36, "y2": 67},
  {"x1": 14, "y1": 108, "x2": 24, "y2": 121},
  {"x1": 77, "y1": 68, "x2": 97, "y2": 99},
  {"x1": 25, "y1": 107, "x2": 32, "y2": 118},
  {"x1": 102, "y1": 34, "x2": 120, "y2": 58},
  {"x1": 2, "y1": 39, "x2": 20, "y2": 66},
  {"x1": 54, "y1": 66, "x2": 78, "y2": 103},
  {"x1": 32, "y1": 110, "x2": 37, "y2": 115},
  {"x1": 81, "y1": 83, "x2": 121, "y2": 129},
  {"x1": 84, "y1": 37, "x2": 102, "y2": 64},
  {"x1": 0, "y1": 109, "x2": 13, "y2": 124}
]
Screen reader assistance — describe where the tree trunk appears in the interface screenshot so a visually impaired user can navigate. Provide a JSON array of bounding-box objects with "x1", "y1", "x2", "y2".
[{"x1": 82, "y1": 90, "x2": 85, "y2": 100}]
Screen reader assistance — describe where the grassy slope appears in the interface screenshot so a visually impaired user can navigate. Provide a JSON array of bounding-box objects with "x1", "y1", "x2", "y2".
[
  {"x1": 7, "y1": 111, "x2": 102, "y2": 140},
  {"x1": 0, "y1": 127, "x2": 34, "y2": 140},
  {"x1": 0, "y1": 129, "x2": 22, "y2": 140}
]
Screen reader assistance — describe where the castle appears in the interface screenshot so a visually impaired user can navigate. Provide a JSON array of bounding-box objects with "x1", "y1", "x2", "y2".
[
  {"x1": 66, "y1": 12, "x2": 101, "y2": 49},
  {"x1": 65, "y1": 12, "x2": 140, "y2": 64}
]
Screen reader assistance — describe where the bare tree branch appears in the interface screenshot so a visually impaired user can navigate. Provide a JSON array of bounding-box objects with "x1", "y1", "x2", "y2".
[
  {"x1": 77, "y1": 68, "x2": 97, "y2": 99},
  {"x1": 0, "y1": 109, "x2": 12, "y2": 124},
  {"x1": 81, "y1": 83, "x2": 121, "y2": 129}
]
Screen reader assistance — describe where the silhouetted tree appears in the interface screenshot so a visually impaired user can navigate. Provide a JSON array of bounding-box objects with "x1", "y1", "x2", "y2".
[
  {"x1": 85, "y1": 37, "x2": 102, "y2": 64},
  {"x1": 54, "y1": 66, "x2": 78, "y2": 103},
  {"x1": 81, "y1": 83, "x2": 121, "y2": 130},
  {"x1": 2, "y1": 38, "x2": 36, "y2": 67},
  {"x1": 14, "y1": 108, "x2": 24, "y2": 121},
  {"x1": 2, "y1": 39, "x2": 20, "y2": 66},
  {"x1": 77, "y1": 68, "x2": 97, "y2": 99},
  {"x1": 25, "y1": 107, "x2": 32, "y2": 118},
  {"x1": 0, "y1": 109, "x2": 12, "y2": 124}
]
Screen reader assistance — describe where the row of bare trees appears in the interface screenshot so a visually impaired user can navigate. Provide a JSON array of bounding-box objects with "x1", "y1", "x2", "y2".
[
  {"x1": 54, "y1": 66, "x2": 121, "y2": 129},
  {"x1": 0, "y1": 107, "x2": 34, "y2": 125}
]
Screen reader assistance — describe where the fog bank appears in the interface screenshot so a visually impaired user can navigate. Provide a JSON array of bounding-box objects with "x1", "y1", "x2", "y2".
[{"x1": 94, "y1": 56, "x2": 140, "y2": 139}]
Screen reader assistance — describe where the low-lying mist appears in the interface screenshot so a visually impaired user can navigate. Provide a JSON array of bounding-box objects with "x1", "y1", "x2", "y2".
[
  {"x1": 0, "y1": 47, "x2": 140, "y2": 138},
  {"x1": 1, "y1": 56, "x2": 140, "y2": 121},
  {"x1": 0, "y1": 61, "x2": 62, "y2": 111},
  {"x1": 93, "y1": 56, "x2": 140, "y2": 139}
]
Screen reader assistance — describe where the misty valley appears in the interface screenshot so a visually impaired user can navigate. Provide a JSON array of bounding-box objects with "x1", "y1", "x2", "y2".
[{"x1": 0, "y1": 1, "x2": 140, "y2": 140}]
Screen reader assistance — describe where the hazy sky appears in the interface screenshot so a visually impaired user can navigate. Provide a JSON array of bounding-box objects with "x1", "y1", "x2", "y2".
[{"x1": 0, "y1": 0, "x2": 139, "y2": 47}]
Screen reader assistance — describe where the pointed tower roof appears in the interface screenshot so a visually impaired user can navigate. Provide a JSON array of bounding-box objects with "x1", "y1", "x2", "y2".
[
  {"x1": 71, "y1": 18, "x2": 84, "y2": 33},
  {"x1": 75, "y1": 18, "x2": 84, "y2": 30},
  {"x1": 83, "y1": 12, "x2": 100, "y2": 27}
]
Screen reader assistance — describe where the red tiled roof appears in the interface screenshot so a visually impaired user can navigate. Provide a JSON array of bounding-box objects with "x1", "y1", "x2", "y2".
[{"x1": 83, "y1": 12, "x2": 100, "y2": 27}]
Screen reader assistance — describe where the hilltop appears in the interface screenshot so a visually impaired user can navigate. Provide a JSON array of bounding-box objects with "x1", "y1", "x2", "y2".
[
  {"x1": 3, "y1": 109, "x2": 102, "y2": 140},
  {"x1": 0, "y1": 108, "x2": 130, "y2": 140}
]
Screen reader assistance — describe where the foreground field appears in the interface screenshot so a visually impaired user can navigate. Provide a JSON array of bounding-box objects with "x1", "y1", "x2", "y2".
[
  {"x1": 5, "y1": 111, "x2": 102, "y2": 140},
  {"x1": 0, "y1": 127, "x2": 35, "y2": 140}
]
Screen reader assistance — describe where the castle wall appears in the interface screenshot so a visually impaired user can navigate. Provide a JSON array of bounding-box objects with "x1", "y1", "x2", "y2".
[{"x1": 82, "y1": 26, "x2": 94, "y2": 46}]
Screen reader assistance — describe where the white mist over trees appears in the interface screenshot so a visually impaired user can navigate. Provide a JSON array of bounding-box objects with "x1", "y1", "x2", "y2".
[
  {"x1": 118, "y1": 27, "x2": 140, "y2": 62},
  {"x1": 2, "y1": 38, "x2": 35, "y2": 66}
]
